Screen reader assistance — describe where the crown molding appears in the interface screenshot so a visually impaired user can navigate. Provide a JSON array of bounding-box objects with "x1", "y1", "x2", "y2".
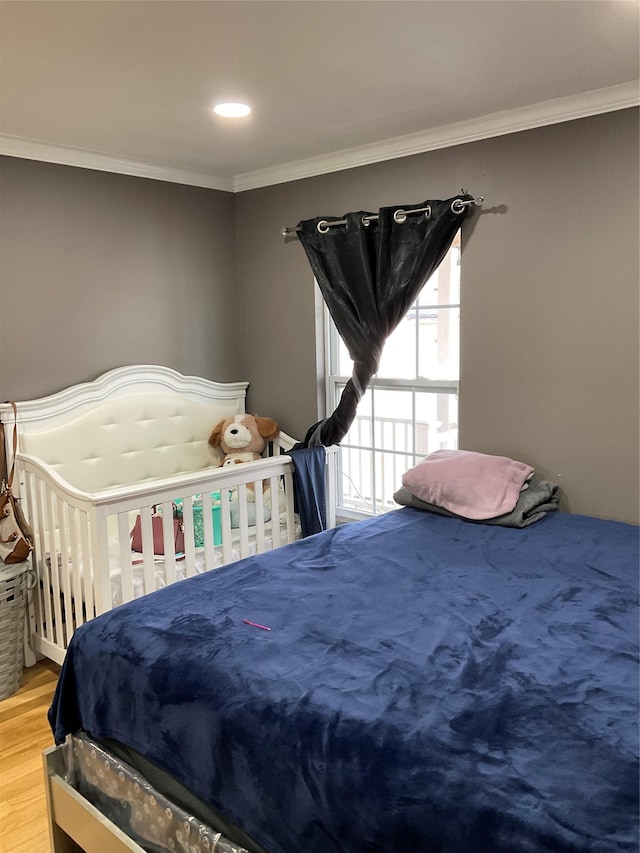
[
  {"x1": 233, "y1": 81, "x2": 640, "y2": 191},
  {"x1": 0, "y1": 135, "x2": 235, "y2": 192},
  {"x1": 1, "y1": 82, "x2": 637, "y2": 193}
]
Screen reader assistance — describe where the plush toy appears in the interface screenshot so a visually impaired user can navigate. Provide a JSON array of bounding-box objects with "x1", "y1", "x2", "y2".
[
  {"x1": 208, "y1": 414, "x2": 284, "y2": 515},
  {"x1": 208, "y1": 414, "x2": 280, "y2": 466}
]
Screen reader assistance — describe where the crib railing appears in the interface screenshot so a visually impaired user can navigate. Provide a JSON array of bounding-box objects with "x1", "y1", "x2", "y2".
[{"x1": 17, "y1": 444, "x2": 335, "y2": 665}]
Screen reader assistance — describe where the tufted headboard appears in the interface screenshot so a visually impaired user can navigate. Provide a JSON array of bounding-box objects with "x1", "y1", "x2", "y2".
[{"x1": 1, "y1": 366, "x2": 249, "y2": 493}]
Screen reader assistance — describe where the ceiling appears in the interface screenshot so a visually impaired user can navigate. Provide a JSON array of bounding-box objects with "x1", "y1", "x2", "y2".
[{"x1": 1, "y1": 1, "x2": 638, "y2": 191}]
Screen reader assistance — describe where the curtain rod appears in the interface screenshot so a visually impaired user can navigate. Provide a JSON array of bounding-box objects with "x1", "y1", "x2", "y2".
[{"x1": 281, "y1": 195, "x2": 484, "y2": 237}]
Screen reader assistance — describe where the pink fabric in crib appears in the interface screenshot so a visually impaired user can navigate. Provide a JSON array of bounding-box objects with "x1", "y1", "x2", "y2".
[{"x1": 402, "y1": 449, "x2": 534, "y2": 520}]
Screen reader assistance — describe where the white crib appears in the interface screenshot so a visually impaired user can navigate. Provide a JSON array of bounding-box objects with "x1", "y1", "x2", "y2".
[{"x1": 0, "y1": 365, "x2": 336, "y2": 665}]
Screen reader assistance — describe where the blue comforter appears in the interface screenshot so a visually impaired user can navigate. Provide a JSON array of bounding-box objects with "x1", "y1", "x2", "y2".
[{"x1": 50, "y1": 510, "x2": 639, "y2": 853}]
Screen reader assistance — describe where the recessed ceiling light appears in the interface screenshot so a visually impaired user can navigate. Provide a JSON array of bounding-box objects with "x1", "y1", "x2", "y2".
[{"x1": 213, "y1": 103, "x2": 251, "y2": 118}]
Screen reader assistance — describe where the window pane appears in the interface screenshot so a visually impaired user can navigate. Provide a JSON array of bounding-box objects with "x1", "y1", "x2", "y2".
[
  {"x1": 415, "y1": 392, "x2": 458, "y2": 456},
  {"x1": 337, "y1": 336, "x2": 351, "y2": 376},
  {"x1": 377, "y1": 318, "x2": 417, "y2": 379},
  {"x1": 417, "y1": 307, "x2": 460, "y2": 380},
  {"x1": 373, "y1": 389, "x2": 414, "y2": 452},
  {"x1": 419, "y1": 246, "x2": 460, "y2": 307},
  {"x1": 376, "y1": 449, "x2": 414, "y2": 512},
  {"x1": 342, "y1": 386, "x2": 373, "y2": 446},
  {"x1": 338, "y1": 447, "x2": 374, "y2": 512},
  {"x1": 337, "y1": 445, "x2": 416, "y2": 515}
]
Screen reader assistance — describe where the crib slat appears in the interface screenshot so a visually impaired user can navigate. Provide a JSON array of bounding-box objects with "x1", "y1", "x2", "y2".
[
  {"x1": 160, "y1": 500, "x2": 177, "y2": 587},
  {"x1": 56, "y1": 496, "x2": 73, "y2": 647},
  {"x1": 140, "y1": 507, "x2": 156, "y2": 596},
  {"x1": 44, "y1": 487, "x2": 65, "y2": 647},
  {"x1": 254, "y1": 481, "x2": 266, "y2": 553},
  {"x1": 25, "y1": 471, "x2": 44, "y2": 642},
  {"x1": 79, "y1": 508, "x2": 95, "y2": 622},
  {"x1": 68, "y1": 505, "x2": 84, "y2": 630},
  {"x1": 219, "y1": 489, "x2": 232, "y2": 565},
  {"x1": 181, "y1": 496, "x2": 197, "y2": 578},
  {"x1": 201, "y1": 491, "x2": 215, "y2": 571},
  {"x1": 237, "y1": 484, "x2": 250, "y2": 558},
  {"x1": 283, "y1": 472, "x2": 296, "y2": 543},
  {"x1": 266, "y1": 475, "x2": 281, "y2": 547},
  {"x1": 32, "y1": 478, "x2": 54, "y2": 644},
  {"x1": 93, "y1": 510, "x2": 112, "y2": 616},
  {"x1": 118, "y1": 512, "x2": 134, "y2": 604}
]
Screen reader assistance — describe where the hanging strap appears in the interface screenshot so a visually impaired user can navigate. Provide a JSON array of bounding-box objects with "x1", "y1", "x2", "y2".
[
  {"x1": 0, "y1": 418, "x2": 6, "y2": 488},
  {"x1": 0, "y1": 401, "x2": 18, "y2": 491}
]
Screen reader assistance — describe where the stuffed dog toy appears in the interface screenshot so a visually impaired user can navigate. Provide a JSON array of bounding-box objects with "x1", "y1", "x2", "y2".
[
  {"x1": 208, "y1": 414, "x2": 280, "y2": 466},
  {"x1": 208, "y1": 414, "x2": 283, "y2": 514}
]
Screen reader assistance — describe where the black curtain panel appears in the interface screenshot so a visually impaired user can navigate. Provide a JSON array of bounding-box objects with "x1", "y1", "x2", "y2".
[{"x1": 295, "y1": 195, "x2": 472, "y2": 448}]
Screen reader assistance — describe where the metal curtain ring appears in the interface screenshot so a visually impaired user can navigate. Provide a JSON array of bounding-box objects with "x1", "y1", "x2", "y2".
[
  {"x1": 451, "y1": 198, "x2": 466, "y2": 214},
  {"x1": 317, "y1": 220, "x2": 330, "y2": 234},
  {"x1": 393, "y1": 209, "x2": 407, "y2": 224},
  {"x1": 424, "y1": 205, "x2": 432, "y2": 220},
  {"x1": 362, "y1": 215, "x2": 374, "y2": 227}
]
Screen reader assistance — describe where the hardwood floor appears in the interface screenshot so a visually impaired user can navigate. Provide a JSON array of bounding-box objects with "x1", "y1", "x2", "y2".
[{"x1": 0, "y1": 660, "x2": 60, "y2": 853}]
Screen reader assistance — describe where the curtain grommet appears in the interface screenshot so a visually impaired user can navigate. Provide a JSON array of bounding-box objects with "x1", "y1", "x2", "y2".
[
  {"x1": 394, "y1": 205, "x2": 431, "y2": 224},
  {"x1": 450, "y1": 196, "x2": 483, "y2": 214},
  {"x1": 317, "y1": 220, "x2": 330, "y2": 234}
]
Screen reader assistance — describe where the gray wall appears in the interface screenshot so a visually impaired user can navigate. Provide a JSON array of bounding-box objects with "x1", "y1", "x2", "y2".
[
  {"x1": 1, "y1": 110, "x2": 637, "y2": 523},
  {"x1": 0, "y1": 158, "x2": 239, "y2": 400},
  {"x1": 235, "y1": 109, "x2": 639, "y2": 524}
]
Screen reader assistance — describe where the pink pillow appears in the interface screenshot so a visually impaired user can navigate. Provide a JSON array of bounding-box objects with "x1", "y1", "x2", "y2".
[{"x1": 402, "y1": 449, "x2": 534, "y2": 520}]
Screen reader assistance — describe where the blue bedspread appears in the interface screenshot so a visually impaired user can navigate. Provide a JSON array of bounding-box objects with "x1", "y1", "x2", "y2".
[{"x1": 50, "y1": 510, "x2": 639, "y2": 853}]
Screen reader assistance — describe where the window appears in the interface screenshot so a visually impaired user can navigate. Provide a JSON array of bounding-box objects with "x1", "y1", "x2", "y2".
[{"x1": 326, "y1": 233, "x2": 461, "y2": 517}]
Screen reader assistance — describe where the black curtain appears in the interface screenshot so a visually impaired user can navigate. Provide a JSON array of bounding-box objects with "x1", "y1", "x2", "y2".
[{"x1": 295, "y1": 195, "x2": 472, "y2": 448}]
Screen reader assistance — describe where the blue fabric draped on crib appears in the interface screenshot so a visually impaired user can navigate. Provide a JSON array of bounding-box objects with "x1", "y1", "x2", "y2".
[{"x1": 288, "y1": 446, "x2": 326, "y2": 535}]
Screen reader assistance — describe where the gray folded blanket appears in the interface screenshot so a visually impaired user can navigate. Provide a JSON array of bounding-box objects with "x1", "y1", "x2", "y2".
[{"x1": 393, "y1": 478, "x2": 560, "y2": 528}]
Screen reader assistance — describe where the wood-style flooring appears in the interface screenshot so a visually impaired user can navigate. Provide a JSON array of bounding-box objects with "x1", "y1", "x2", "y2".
[{"x1": 0, "y1": 660, "x2": 60, "y2": 853}]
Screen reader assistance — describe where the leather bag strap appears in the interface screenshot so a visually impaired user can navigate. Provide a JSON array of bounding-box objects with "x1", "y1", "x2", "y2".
[
  {"x1": 1, "y1": 402, "x2": 18, "y2": 490},
  {"x1": 0, "y1": 418, "x2": 6, "y2": 488}
]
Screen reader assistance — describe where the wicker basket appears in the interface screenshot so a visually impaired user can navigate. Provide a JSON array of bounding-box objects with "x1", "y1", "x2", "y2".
[{"x1": 0, "y1": 561, "x2": 32, "y2": 700}]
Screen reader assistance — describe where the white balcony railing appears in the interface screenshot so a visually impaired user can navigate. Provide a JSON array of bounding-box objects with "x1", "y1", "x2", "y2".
[{"x1": 337, "y1": 415, "x2": 457, "y2": 516}]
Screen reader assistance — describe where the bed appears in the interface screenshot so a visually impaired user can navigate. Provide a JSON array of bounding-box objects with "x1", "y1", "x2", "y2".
[
  {"x1": 47, "y1": 506, "x2": 639, "y2": 853},
  {"x1": 0, "y1": 365, "x2": 337, "y2": 665}
]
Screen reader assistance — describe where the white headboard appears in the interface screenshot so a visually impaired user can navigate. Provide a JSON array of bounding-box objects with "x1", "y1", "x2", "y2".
[{"x1": 0, "y1": 365, "x2": 249, "y2": 493}]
